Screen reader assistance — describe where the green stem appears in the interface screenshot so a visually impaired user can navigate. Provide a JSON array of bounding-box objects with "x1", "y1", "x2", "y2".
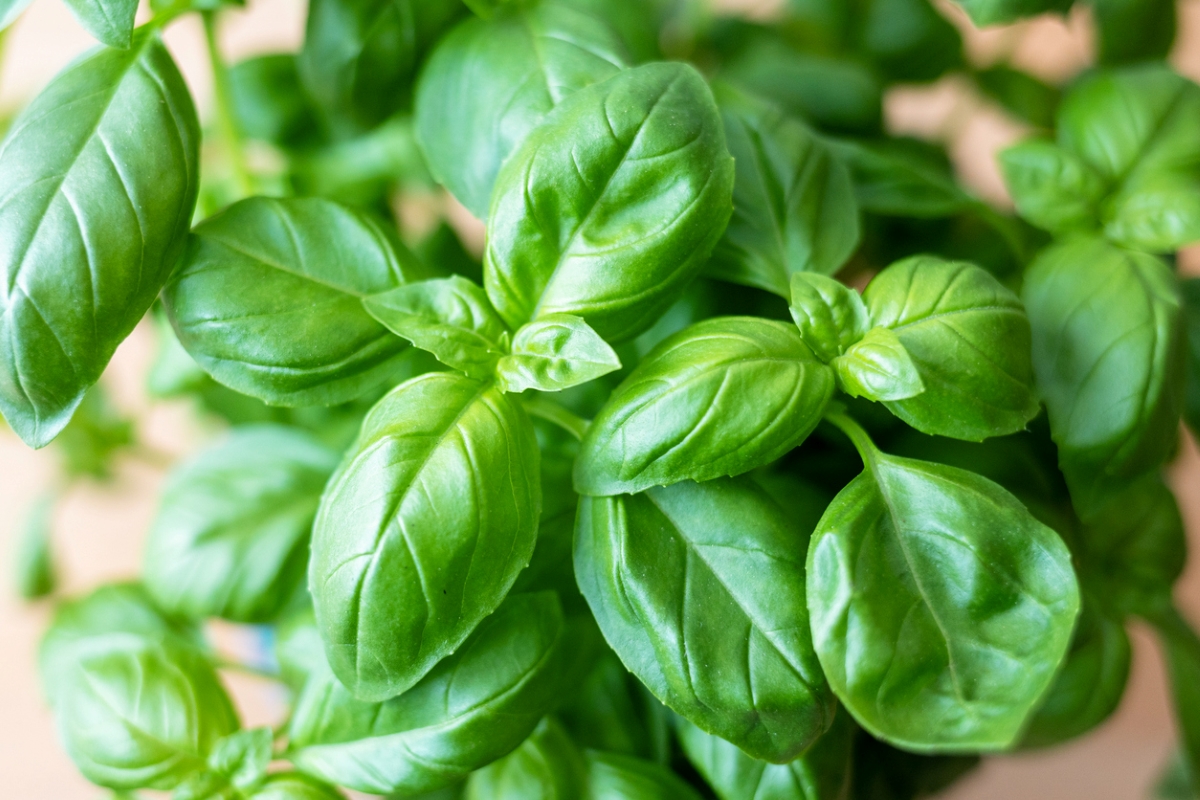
[
  {"x1": 522, "y1": 396, "x2": 589, "y2": 441},
  {"x1": 823, "y1": 410, "x2": 878, "y2": 467},
  {"x1": 202, "y1": 11, "x2": 254, "y2": 198}
]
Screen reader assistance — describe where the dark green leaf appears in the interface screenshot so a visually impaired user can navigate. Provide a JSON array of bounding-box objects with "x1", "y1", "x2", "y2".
[
  {"x1": 832, "y1": 327, "x2": 925, "y2": 402},
  {"x1": 496, "y1": 314, "x2": 621, "y2": 393},
  {"x1": 789, "y1": 272, "x2": 871, "y2": 364},
  {"x1": 999, "y1": 140, "x2": 1105, "y2": 234},
  {"x1": 556, "y1": 0, "x2": 661, "y2": 61},
  {"x1": 290, "y1": 116, "x2": 435, "y2": 206},
  {"x1": 865, "y1": 256, "x2": 1039, "y2": 441},
  {"x1": 143, "y1": 425, "x2": 339, "y2": 623},
  {"x1": 62, "y1": 0, "x2": 138, "y2": 49},
  {"x1": 858, "y1": 0, "x2": 962, "y2": 84},
  {"x1": 414, "y1": 3, "x2": 628, "y2": 218},
  {"x1": 229, "y1": 55, "x2": 320, "y2": 149},
  {"x1": 287, "y1": 593, "x2": 567, "y2": 795},
  {"x1": 1093, "y1": 0, "x2": 1176, "y2": 66},
  {"x1": 164, "y1": 196, "x2": 425, "y2": 407},
  {"x1": 575, "y1": 317, "x2": 835, "y2": 496},
  {"x1": 14, "y1": 490, "x2": 56, "y2": 600},
  {"x1": 1184, "y1": 278, "x2": 1200, "y2": 441},
  {"x1": 464, "y1": 717, "x2": 587, "y2": 798},
  {"x1": 309, "y1": 371, "x2": 541, "y2": 700},
  {"x1": 975, "y1": 66, "x2": 1060, "y2": 129},
  {"x1": 0, "y1": 32, "x2": 199, "y2": 448},
  {"x1": 1023, "y1": 237, "x2": 1184, "y2": 516},
  {"x1": 678, "y1": 707, "x2": 854, "y2": 800},
  {"x1": 364, "y1": 276, "x2": 510, "y2": 380},
  {"x1": 576, "y1": 478, "x2": 835, "y2": 763},
  {"x1": 558, "y1": 650, "x2": 668, "y2": 761},
  {"x1": 1153, "y1": 608, "x2": 1200, "y2": 791},
  {"x1": 808, "y1": 418, "x2": 1080, "y2": 750},
  {"x1": 829, "y1": 138, "x2": 970, "y2": 218},
  {"x1": 484, "y1": 61, "x2": 735, "y2": 342},
  {"x1": 951, "y1": 0, "x2": 1073, "y2": 26},
  {"x1": 584, "y1": 751, "x2": 705, "y2": 800}
]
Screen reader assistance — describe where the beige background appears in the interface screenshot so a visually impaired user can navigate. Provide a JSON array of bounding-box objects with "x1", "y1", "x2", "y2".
[{"x1": 2, "y1": 1, "x2": 1200, "y2": 797}]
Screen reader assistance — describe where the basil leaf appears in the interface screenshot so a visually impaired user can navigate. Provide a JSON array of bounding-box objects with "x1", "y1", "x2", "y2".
[
  {"x1": 464, "y1": 717, "x2": 588, "y2": 799},
  {"x1": 706, "y1": 87, "x2": 860, "y2": 297},
  {"x1": 209, "y1": 727, "x2": 273, "y2": 791},
  {"x1": 585, "y1": 751, "x2": 705, "y2": 800},
  {"x1": 807, "y1": 421, "x2": 1080, "y2": 750},
  {"x1": 1021, "y1": 596, "x2": 1130, "y2": 748},
  {"x1": 1184, "y1": 278, "x2": 1200, "y2": 440},
  {"x1": 164, "y1": 196, "x2": 424, "y2": 407},
  {"x1": 556, "y1": 0, "x2": 660, "y2": 62},
  {"x1": 496, "y1": 314, "x2": 621, "y2": 394},
  {"x1": 54, "y1": 383, "x2": 135, "y2": 480},
  {"x1": 789, "y1": 272, "x2": 870, "y2": 364},
  {"x1": 298, "y1": 0, "x2": 463, "y2": 136},
  {"x1": 829, "y1": 138, "x2": 971, "y2": 218},
  {"x1": 247, "y1": 773, "x2": 346, "y2": 800},
  {"x1": 288, "y1": 593, "x2": 567, "y2": 795},
  {"x1": 309, "y1": 371, "x2": 541, "y2": 700},
  {"x1": 575, "y1": 317, "x2": 835, "y2": 496},
  {"x1": 143, "y1": 425, "x2": 338, "y2": 623},
  {"x1": 415, "y1": 3, "x2": 627, "y2": 219},
  {"x1": 858, "y1": 0, "x2": 962, "y2": 84},
  {"x1": 558, "y1": 650, "x2": 667, "y2": 761},
  {"x1": 575, "y1": 478, "x2": 835, "y2": 763},
  {"x1": 0, "y1": 0, "x2": 33, "y2": 30},
  {"x1": 15, "y1": 490, "x2": 56, "y2": 600},
  {"x1": 1058, "y1": 66, "x2": 1200, "y2": 253},
  {"x1": 975, "y1": 66, "x2": 1060, "y2": 129},
  {"x1": 364, "y1": 276, "x2": 510, "y2": 380},
  {"x1": 1023, "y1": 238, "x2": 1184, "y2": 516},
  {"x1": 677, "y1": 707, "x2": 854, "y2": 800},
  {"x1": 832, "y1": 327, "x2": 925, "y2": 402},
  {"x1": 951, "y1": 0, "x2": 1072, "y2": 26},
  {"x1": 1093, "y1": 0, "x2": 1176, "y2": 66},
  {"x1": 62, "y1": 0, "x2": 138, "y2": 49},
  {"x1": 999, "y1": 140, "x2": 1105, "y2": 234},
  {"x1": 0, "y1": 32, "x2": 199, "y2": 448},
  {"x1": 1154, "y1": 609, "x2": 1200, "y2": 790},
  {"x1": 865, "y1": 255, "x2": 1039, "y2": 441},
  {"x1": 485, "y1": 61, "x2": 736, "y2": 342},
  {"x1": 229, "y1": 55, "x2": 320, "y2": 149}
]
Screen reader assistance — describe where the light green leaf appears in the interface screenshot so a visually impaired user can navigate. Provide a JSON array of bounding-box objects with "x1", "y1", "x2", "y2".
[
  {"x1": 1023, "y1": 237, "x2": 1184, "y2": 516},
  {"x1": 14, "y1": 491, "x2": 56, "y2": 600},
  {"x1": 575, "y1": 318, "x2": 835, "y2": 496},
  {"x1": 706, "y1": 86, "x2": 860, "y2": 297},
  {"x1": 364, "y1": 276, "x2": 510, "y2": 380},
  {"x1": 807, "y1": 418, "x2": 1080, "y2": 751},
  {"x1": 415, "y1": 3, "x2": 627, "y2": 218},
  {"x1": 496, "y1": 314, "x2": 620, "y2": 393},
  {"x1": 143, "y1": 426, "x2": 338, "y2": 624},
  {"x1": 309, "y1": 372, "x2": 541, "y2": 701},
  {"x1": 789, "y1": 272, "x2": 870, "y2": 364},
  {"x1": 209, "y1": 727, "x2": 273, "y2": 791},
  {"x1": 164, "y1": 196, "x2": 425, "y2": 407},
  {"x1": 246, "y1": 773, "x2": 346, "y2": 800},
  {"x1": 865, "y1": 256, "x2": 1039, "y2": 441},
  {"x1": 951, "y1": 0, "x2": 1073, "y2": 26},
  {"x1": 832, "y1": 327, "x2": 924, "y2": 402},
  {"x1": 1093, "y1": 0, "x2": 1176, "y2": 66},
  {"x1": 575, "y1": 478, "x2": 835, "y2": 763},
  {"x1": 464, "y1": 717, "x2": 587, "y2": 799},
  {"x1": 0, "y1": 32, "x2": 199, "y2": 448},
  {"x1": 287, "y1": 593, "x2": 566, "y2": 795},
  {"x1": 999, "y1": 140, "x2": 1105, "y2": 234},
  {"x1": 584, "y1": 751, "x2": 705, "y2": 800},
  {"x1": 677, "y1": 707, "x2": 854, "y2": 800},
  {"x1": 485, "y1": 61, "x2": 735, "y2": 342},
  {"x1": 62, "y1": 0, "x2": 138, "y2": 49}
]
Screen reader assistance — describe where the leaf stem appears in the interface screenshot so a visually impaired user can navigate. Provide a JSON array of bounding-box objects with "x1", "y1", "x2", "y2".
[
  {"x1": 522, "y1": 396, "x2": 589, "y2": 441},
  {"x1": 823, "y1": 410, "x2": 878, "y2": 467},
  {"x1": 202, "y1": 10, "x2": 254, "y2": 198}
]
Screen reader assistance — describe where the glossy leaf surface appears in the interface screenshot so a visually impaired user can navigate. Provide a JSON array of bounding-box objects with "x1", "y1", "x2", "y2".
[
  {"x1": 0, "y1": 33, "x2": 199, "y2": 448},
  {"x1": 62, "y1": 0, "x2": 138, "y2": 49},
  {"x1": 309, "y1": 372, "x2": 541, "y2": 700},
  {"x1": 788, "y1": 273, "x2": 870, "y2": 364},
  {"x1": 496, "y1": 314, "x2": 621, "y2": 394},
  {"x1": 485, "y1": 61, "x2": 736, "y2": 342},
  {"x1": 832, "y1": 327, "x2": 924, "y2": 403},
  {"x1": 575, "y1": 317, "x2": 835, "y2": 496},
  {"x1": 576, "y1": 478, "x2": 835, "y2": 763}
]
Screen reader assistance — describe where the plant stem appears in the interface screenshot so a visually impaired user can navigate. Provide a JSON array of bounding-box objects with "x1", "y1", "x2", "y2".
[
  {"x1": 202, "y1": 11, "x2": 254, "y2": 198},
  {"x1": 522, "y1": 396, "x2": 589, "y2": 441},
  {"x1": 823, "y1": 410, "x2": 878, "y2": 467}
]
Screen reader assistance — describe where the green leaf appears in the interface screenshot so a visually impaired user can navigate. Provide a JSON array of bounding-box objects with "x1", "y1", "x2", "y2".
[
  {"x1": 228, "y1": 55, "x2": 320, "y2": 149},
  {"x1": 788, "y1": 272, "x2": 871, "y2": 363},
  {"x1": 865, "y1": 255, "x2": 1039, "y2": 441},
  {"x1": 1021, "y1": 595, "x2": 1131, "y2": 748},
  {"x1": 975, "y1": 66, "x2": 1060, "y2": 129},
  {"x1": 0, "y1": 32, "x2": 199, "y2": 448},
  {"x1": 464, "y1": 717, "x2": 588, "y2": 799},
  {"x1": 298, "y1": 0, "x2": 463, "y2": 136},
  {"x1": 246, "y1": 773, "x2": 346, "y2": 800},
  {"x1": 1058, "y1": 66, "x2": 1200, "y2": 253},
  {"x1": 485, "y1": 61, "x2": 735, "y2": 343},
  {"x1": 1152, "y1": 609, "x2": 1200, "y2": 791},
  {"x1": 0, "y1": 0, "x2": 33, "y2": 30},
  {"x1": 1023, "y1": 237, "x2": 1184, "y2": 516},
  {"x1": 14, "y1": 491, "x2": 56, "y2": 600},
  {"x1": 496, "y1": 314, "x2": 621, "y2": 394},
  {"x1": 1092, "y1": 0, "x2": 1176, "y2": 66},
  {"x1": 364, "y1": 276, "x2": 510, "y2": 380},
  {"x1": 999, "y1": 140, "x2": 1105, "y2": 234},
  {"x1": 706, "y1": 86, "x2": 860, "y2": 297},
  {"x1": 951, "y1": 0, "x2": 1073, "y2": 26},
  {"x1": 164, "y1": 196, "x2": 425, "y2": 407},
  {"x1": 287, "y1": 593, "x2": 567, "y2": 795},
  {"x1": 575, "y1": 478, "x2": 835, "y2": 763},
  {"x1": 677, "y1": 707, "x2": 854, "y2": 800},
  {"x1": 807, "y1": 418, "x2": 1080, "y2": 751},
  {"x1": 62, "y1": 0, "x2": 138, "y2": 49},
  {"x1": 575, "y1": 317, "x2": 835, "y2": 496},
  {"x1": 290, "y1": 116, "x2": 434, "y2": 206},
  {"x1": 832, "y1": 327, "x2": 925, "y2": 402},
  {"x1": 143, "y1": 425, "x2": 339, "y2": 623},
  {"x1": 857, "y1": 0, "x2": 963, "y2": 84},
  {"x1": 555, "y1": 0, "x2": 660, "y2": 62},
  {"x1": 209, "y1": 727, "x2": 273, "y2": 791},
  {"x1": 829, "y1": 138, "x2": 971, "y2": 218},
  {"x1": 1184, "y1": 278, "x2": 1200, "y2": 440},
  {"x1": 584, "y1": 751, "x2": 705, "y2": 800},
  {"x1": 53, "y1": 383, "x2": 135, "y2": 480},
  {"x1": 558, "y1": 650, "x2": 668, "y2": 761},
  {"x1": 415, "y1": 3, "x2": 627, "y2": 219},
  {"x1": 309, "y1": 371, "x2": 541, "y2": 701}
]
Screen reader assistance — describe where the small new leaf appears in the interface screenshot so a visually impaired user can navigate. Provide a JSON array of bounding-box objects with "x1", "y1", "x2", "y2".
[
  {"x1": 789, "y1": 272, "x2": 871, "y2": 363},
  {"x1": 209, "y1": 727, "x2": 273, "y2": 791},
  {"x1": 496, "y1": 314, "x2": 621, "y2": 394},
  {"x1": 364, "y1": 276, "x2": 510, "y2": 380},
  {"x1": 833, "y1": 327, "x2": 925, "y2": 402}
]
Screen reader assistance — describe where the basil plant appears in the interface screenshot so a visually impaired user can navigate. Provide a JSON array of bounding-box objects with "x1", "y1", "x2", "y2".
[{"x1": 5, "y1": 0, "x2": 1200, "y2": 797}]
